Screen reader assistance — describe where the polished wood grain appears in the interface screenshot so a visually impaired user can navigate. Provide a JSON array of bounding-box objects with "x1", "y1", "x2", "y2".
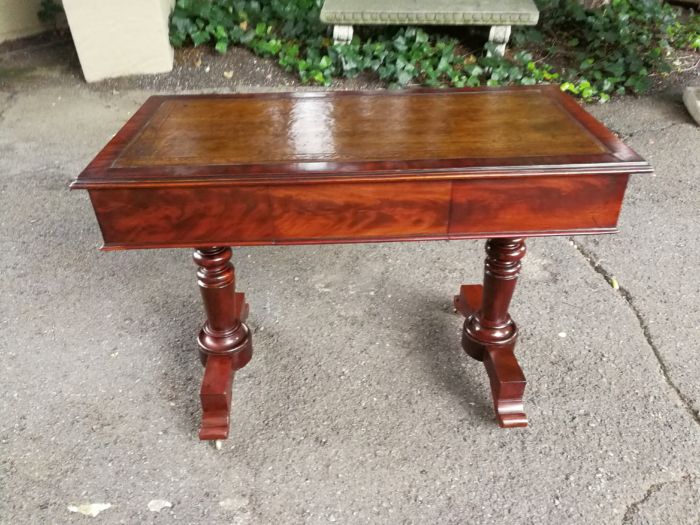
[
  {"x1": 271, "y1": 181, "x2": 451, "y2": 239},
  {"x1": 71, "y1": 86, "x2": 652, "y2": 189},
  {"x1": 71, "y1": 87, "x2": 652, "y2": 440},
  {"x1": 89, "y1": 186, "x2": 274, "y2": 245},
  {"x1": 87, "y1": 174, "x2": 626, "y2": 249},
  {"x1": 449, "y1": 173, "x2": 628, "y2": 235},
  {"x1": 115, "y1": 91, "x2": 606, "y2": 168}
]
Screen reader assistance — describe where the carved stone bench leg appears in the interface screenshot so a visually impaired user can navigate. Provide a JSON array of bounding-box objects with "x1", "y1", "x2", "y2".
[
  {"x1": 332, "y1": 25, "x2": 354, "y2": 44},
  {"x1": 193, "y1": 247, "x2": 252, "y2": 440},
  {"x1": 453, "y1": 238, "x2": 527, "y2": 428},
  {"x1": 487, "y1": 25, "x2": 512, "y2": 56}
]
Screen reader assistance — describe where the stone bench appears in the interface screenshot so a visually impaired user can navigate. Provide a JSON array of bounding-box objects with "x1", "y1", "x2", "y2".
[{"x1": 320, "y1": 0, "x2": 540, "y2": 55}]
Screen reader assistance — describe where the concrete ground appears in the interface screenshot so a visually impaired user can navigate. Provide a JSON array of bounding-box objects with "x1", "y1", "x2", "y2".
[{"x1": 1, "y1": 38, "x2": 699, "y2": 524}]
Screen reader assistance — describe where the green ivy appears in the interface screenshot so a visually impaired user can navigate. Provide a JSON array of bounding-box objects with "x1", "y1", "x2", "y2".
[
  {"x1": 515, "y1": 0, "x2": 700, "y2": 101},
  {"x1": 169, "y1": 1, "x2": 563, "y2": 91},
  {"x1": 165, "y1": 0, "x2": 699, "y2": 101},
  {"x1": 37, "y1": 0, "x2": 63, "y2": 26}
]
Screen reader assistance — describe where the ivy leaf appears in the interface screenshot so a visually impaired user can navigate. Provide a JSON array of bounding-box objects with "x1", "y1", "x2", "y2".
[
  {"x1": 393, "y1": 35, "x2": 408, "y2": 52},
  {"x1": 214, "y1": 25, "x2": 227, "y2": 40},
  {"x1": 465, "y1": 64, "x2": 483, "y2": 77},
  {"x1": 319, "y1": 55, "x2": 332, "y2": 69},
  {"x1": 466, "y1": 75, "x2": 480, "y2": 87},
  {"x1": 240, "y1": 30, "x2": 256, "y2": 44},
  {"x1": 397, "y1": 70, "x2": 413, "y2": 86},
  {"x1": 191, "y1": 30, "x2": 210, "y2": 46},
  {"x1": 215, "y1": 39, "x2": 228, "y2": 54},
  {"x1": 508, "y1": 66, "x2": 523, "y2": 80},
  {"x1": 560, "y1": 82, "x2": 578, "y2": 94},
  {"x1": 415, "y1": 30, "x2": 429, "y2": 44}
]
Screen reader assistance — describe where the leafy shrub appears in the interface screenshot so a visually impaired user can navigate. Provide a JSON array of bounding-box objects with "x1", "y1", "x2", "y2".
[
  {"x1": 37, "y1": 0, "x2": 63, "y2": 26},
  {"x1": 516, "y1": 0, "x2": 700, "y2": 101},
  {"x1": 166, "y1": 0, "x2": 699, "y2": 101},
  {"x1": 169, "y1": 0, "x2": 560, "y2": 91}
]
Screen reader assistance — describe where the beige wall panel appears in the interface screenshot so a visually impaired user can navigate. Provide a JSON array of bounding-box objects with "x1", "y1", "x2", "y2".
[{"x1": 62, "y1": 0, "x2": 174, "y2": 82}]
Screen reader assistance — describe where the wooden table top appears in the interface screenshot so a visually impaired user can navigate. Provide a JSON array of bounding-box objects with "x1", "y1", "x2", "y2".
[{"x1": 72, "y1": 86, "x2": 651, "y2": 189}]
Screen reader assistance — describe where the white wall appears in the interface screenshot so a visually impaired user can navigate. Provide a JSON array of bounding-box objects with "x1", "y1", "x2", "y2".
[{"x1": 62, "y1": 0, "x2": 175, "y2": 82}]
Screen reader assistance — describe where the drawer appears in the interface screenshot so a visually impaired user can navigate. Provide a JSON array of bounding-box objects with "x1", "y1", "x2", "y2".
[
  {"x1": 269, "y1": 181, "x2": 451, "y2": 241},
  {"x1": 89, "y1": 181, "x2": 452, "y2": 248},
  {"x1": 89, "y1": 186, "x2": 274, "y2": 247},
  {"x1": 449, "y1": 174, "x2": 629, "y2": 236}
]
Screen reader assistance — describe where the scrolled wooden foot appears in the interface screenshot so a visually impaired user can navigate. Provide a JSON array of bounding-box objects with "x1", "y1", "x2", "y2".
[
  {"x1": 484, "y1": 345, "x2": 527, "y2": 428},
  {"x1": 454, "y1": 238, "x2": 528, "y2": 428},
  {"x1": 194, "y1": 247, "x2": 253, "y2": 441},
  {"x1": 200, "y1": 355, "x2": 235, "y2": 440}
]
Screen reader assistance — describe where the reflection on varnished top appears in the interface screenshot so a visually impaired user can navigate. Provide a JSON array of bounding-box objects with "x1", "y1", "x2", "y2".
[
  {"x1": 72, "y1": 86, "x2": 652, "y2": 188},
  {"x1": 118, "y1": 90, "x2": 607, "y2": 167}
]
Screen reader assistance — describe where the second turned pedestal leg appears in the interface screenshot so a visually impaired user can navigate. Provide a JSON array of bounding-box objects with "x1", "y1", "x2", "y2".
[
  {"x1": 193, "y1": 247, "x2": 252, "y2": 440},
  {"x1": 454, "y1": 238, "x2": 528, "y2": 428}
]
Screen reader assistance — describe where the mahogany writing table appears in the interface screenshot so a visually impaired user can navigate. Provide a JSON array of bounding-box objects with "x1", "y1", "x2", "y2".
[{"x1": 71, "y1": 86, "x2": 651, "y2": 440}]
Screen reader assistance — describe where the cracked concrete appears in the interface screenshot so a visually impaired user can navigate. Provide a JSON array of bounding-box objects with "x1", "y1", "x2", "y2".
[
  {"x1": 583, "y1": 91, "x2": 700, "y2": 421},
  {"x1": 613, "y1": 121, "x2": 686, "y2": 141},
  {"x1": 623, "y1": 475, "x2": 699, "y2": 525},
  {"x1": 0, "y1": 90, "x2": 17, "y2": 124},
  {"x1": 570, "y1": 239, "x2": 700, "y2": 425},
  {"x1": 1, "y1": 42, "x2": 699, "y2": 524}
]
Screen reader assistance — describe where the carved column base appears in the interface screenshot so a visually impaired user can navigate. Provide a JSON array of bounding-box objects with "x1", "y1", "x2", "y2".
[
  {"x1": 198, "y1": 293, "x2": 252, "y2": 440},
  {"x1": 454, "y1": 284, "x2": 527, "y2": 427},
  {"x1": 453, "y1": 238, "x2": 528, "y2": 428},
  {"x1": 194, "y1": 247, "x2": 253, "y2": 441},
  {"x1": 198, "y1": 292, "x2": 250, "y2": 366}
]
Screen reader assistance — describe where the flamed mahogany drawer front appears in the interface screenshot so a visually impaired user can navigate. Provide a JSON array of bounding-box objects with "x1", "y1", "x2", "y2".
[
  {"x1": 449, "y1": 173, "x2": 629, "y2": 235},
  {"x1": 271, "y1": 182, "x2": 451, "y2": 239},
  {"x1": 90, "y1": 181, "x2": 452, "y2": 247},
  {"x1": 89, "y1": 174, "x2": 628, "y2": 249},
  {"x1": 90, "y1": 186, "x2": 275, "y2": 245}
]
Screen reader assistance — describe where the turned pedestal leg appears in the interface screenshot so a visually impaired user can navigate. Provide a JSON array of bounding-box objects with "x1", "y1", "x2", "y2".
[
  {"x1": 453, "y1": 238, "x2": 528, "y2": 428},
  {"x1": 193, "y1": 247, "x2": 252, "y2": 440}
]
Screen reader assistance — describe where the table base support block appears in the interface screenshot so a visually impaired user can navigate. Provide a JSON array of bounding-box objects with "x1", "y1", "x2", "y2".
[
  {"x1": 453, "y1": 238, "x2": 528, "y2": 428},
  {"x1": 483, "y1": 345, "x2": 527, "y2": 428},
  {"x1": 453, "y1": 284, "x2": 483, "y2": 331},
  {"x1": 200, "y1": 355, "x2": 236, "y2": 440}
]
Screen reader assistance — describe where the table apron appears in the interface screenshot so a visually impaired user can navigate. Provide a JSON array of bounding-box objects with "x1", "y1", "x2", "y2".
[{"x1": 88, "y1": 173, "x2": 629, "y2": 249}]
